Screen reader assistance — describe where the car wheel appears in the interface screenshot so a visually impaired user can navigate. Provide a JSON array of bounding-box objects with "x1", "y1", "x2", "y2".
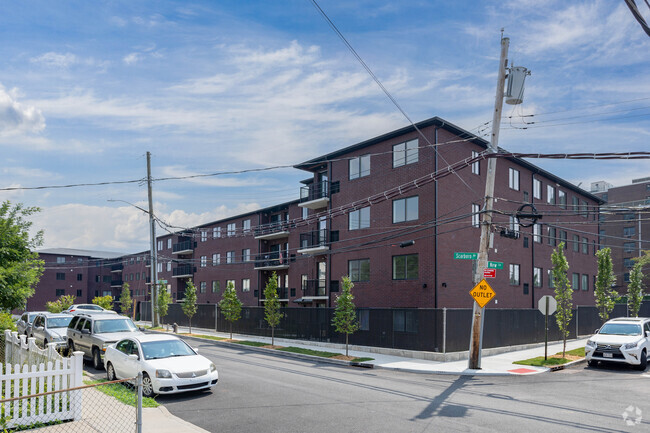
[
  {"x1": 142, "y1": 373, "x2": 156, "y2": 398},
  {"x1": 92, "y1": 348, "x2": 104, "y2": 370},
  {"x1": 106, "y1": 362, "x2": 116, "y2": 381},
  {"x1": 587, "y1": 360, "x2": 598, "y2": 368},
  {"x1": 636, "y1": 350, "x2": 647, "y2": 371},
  {"x1": 69, "y1": 340, "x2": 76, "y2": 352}
]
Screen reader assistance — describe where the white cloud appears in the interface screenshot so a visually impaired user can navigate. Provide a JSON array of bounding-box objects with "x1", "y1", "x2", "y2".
[
  {"x1": 30, "y1": 52, "x2": 78, "y2": 68},
  {"x1": 0, "y1": 85, "x2": 45, "y2": 136},
  {"x1": 123, "y1": 53, "x2": 140, "y2": 65}
]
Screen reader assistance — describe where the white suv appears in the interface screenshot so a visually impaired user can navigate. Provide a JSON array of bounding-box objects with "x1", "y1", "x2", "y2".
[{"x1": 585, "y1": 317, "x2": 650, "y2": 370}]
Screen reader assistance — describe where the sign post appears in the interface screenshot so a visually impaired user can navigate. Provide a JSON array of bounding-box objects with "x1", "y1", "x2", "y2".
[{"x1": 538, "y1": 295, "x2": 557, "y2": 360}]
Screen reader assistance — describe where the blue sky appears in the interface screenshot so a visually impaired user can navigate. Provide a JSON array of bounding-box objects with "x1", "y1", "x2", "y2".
[{"x1": 1, "y1": 0, "x2": 649, "y2": 252}]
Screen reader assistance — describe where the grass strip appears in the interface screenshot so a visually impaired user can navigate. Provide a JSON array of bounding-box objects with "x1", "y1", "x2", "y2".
[
  {"x1": 84, "y1": 379, "x2": 159, "y2": 408},
  {"x1": 351, "y1": 357, "x2": 374, "y2": 363},
  {"x1": 231, "y1": 340, "x2": 268, "y2": 347},
  {"x1": 514, "y1": 346, "x2": 586, "y2": 367},
  {"x1": 276, "y1": 346, "x2": 342, "y2": 358},
  {"x1": 186, "y1": 334, "x2": 227, "y2": 341}
]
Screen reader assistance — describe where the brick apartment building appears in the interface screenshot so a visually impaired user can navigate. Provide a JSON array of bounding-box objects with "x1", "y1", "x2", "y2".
[
  {"x1": 31, "y1": 116, "x2": 603, "y2": 312},
  {"x1": 592, "y1": 177, "x2": 650, "y2": 291}
]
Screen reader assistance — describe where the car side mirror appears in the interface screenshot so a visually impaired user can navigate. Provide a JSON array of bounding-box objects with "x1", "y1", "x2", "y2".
[
  {"x1": 594, "y1": 329, "x2": 599, "y2": 334},
  {"x1": 81, "y1": 329, "x2": 90, "y2": 335},
  {"x1": 193, "y1": 347, "x2": 199, "y2": 353},
  {"x1": 128, "y1": 354, "x2": 139, "y2": 361},
  {"x1": 646, "y1": 330, "x2": 650, "y2": 338}
]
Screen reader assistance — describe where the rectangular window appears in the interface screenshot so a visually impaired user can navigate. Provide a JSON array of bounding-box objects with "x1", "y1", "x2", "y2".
[
  {"x1": 227, "y1": 280, "x2": 235, "y2": 290},
  {"x1": 243, "y1": 220, "x2": 251, "y2": 233},
  {"x1": 242, "y1": 249, "x2": 251, "y2": 262},
  {"x1": 227, "y1": 223, "x2": 236, "y2": 237},
  {"x1": 471, "y1": 151, "x2": 480, "y2": 175},
  {"x1": 572, "y1": 196, "x2": 579, "y2": 213},
  {"x1": 242, "y1": 279, "x2": 250, "y2": 292},
  {"x1": 508, "y1": 168, "x2": 520, "y2": 191},
  {"x1": 472, "y1": 204, "x2": 480, "y2": 228},
  {"x1": 201, "y1": 230, "x2": 207, "y2": 242},
  {"x1": 55, "y1": 289, "x2": 65, "y2": 297},
  {"x1": 624, "y1": 227, "x2": 636, "y2": 237},
  {"x1": 580, "y1": 200, "x2": 588, "y2": 217},
  {"x1": 548, "y1": 270, "x2": 555, "y2": 288},
  {"x1": 226, "y1": 251, "x2": 234, "y2": 264},
  {"x1": 349, "y1": 154, "x2": 371, "y2": 179},
  {"x1": 624, "y1": 273, "x2": 630, "y2": 283},
  {"x1": 348, "y1": 259, "x2": 370, "y2": 282},
  {"x1": 167, "y1": 239, "x2": 172, "y2": 249},
  {"x1": 509, "y1": 215, "x2": 520, "y2": 234},
  {"x1": 534, "y1": 267, "x2": 542, "y2": 287},
  {"x1": 533, "y1": 223, "x2": 542, "y2": 243},
  {"x1": 301, "y1": 274, "x2": 308, "y2": 290},
  {"x1": 200, "y1": 281, "x2": 206, "y2": 293},
  {"x1": 349, "y1": 207, "x2": 370, "y2": 230},
  {"x1": 136, "y1": 272, "x2": 140, "y2": 281},
  {"x1": 77, "y1": 274, "x2": 83, "y2": 281},
  {"x1": 624, "y1": 242, "x2": 636, "y2": 253},
  {"x1": 302, "y1": 207, "x2": 308, "y2": 219},
  {"x1": 76, "y1": 289, "x2": 82, "y2": 297},
  {"x1": 624, "y1": 213, "x2": 635, "y2": 220},
  {"x1": 547, "y1": 226, "x2": 556, "y2": 246},
  {"x1": 57, "y1": 256, "x2": 67, "y2": 264},
  {"x1": 509, "y1": 264, "x2": 520, "y2": 285},
  {"x1": 624, "y1": 258, "x2": 635, "y2": 268},
  {"x1": 213, "y1": 227, "x2": 221, "y2": 238},
  {"x1": 393, "y1": 139, "x2": 419, "y2": 168},
  {"x1": 212, "y1": 281, "x2": 220, "y2": 293},
  {"x1": 56, "y1": 272, "x2": 65, "y2": 281},
  {"x1": 582, "y1": 237, "x2": 589, "y2": 254},
  {"x1": 559, "y1": 230, "x2": 567, "y2": 247},
  {"x1": 200, "y1": 256, "x2": 207, "y2": 267},
  {"x1": 547, "y1": 186, "x2": 555, "y2": 204},
  {"x1": 392, "y1": 254, "x2": 418, "y2": 280},
  {"x1": 213, "y1": 253, "x2": 220, "y2": 266},
  {"x1": 581, "y1": 274, "x2": 589, "y2": 291},
  {"x1": 103, "y1": 275, "x2": 111, "y2": 283},
  {"x1": 166, "y1": 262, "x2": 172, "y2": 272},
  {"x1": 533, "y1": 179, "x2": 542, "y2": 200},
  {"x1": 572, "y1": 235, "x2": 580, "y2": 252},
  {"x1": 558, "y1": 190, "x2": 566, "y2": 209},
  {"x1": 157, "y1": 241, "x2": 163, "y2": 251},
  {"x1": 572, "y1": 273, "x2": 580, "y2": 291},
  {"x1": 393, "y1": 196, "x2": 418, "y2": 223}
]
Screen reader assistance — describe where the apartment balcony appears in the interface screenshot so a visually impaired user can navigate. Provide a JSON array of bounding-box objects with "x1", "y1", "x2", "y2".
[
  {"x1": 298, "y1": 181, "x2": 330, "y2": 209},
  {"x1": 297, "y1": 229, "x2": 329, "y2": 255},
  {"x1": 110, "y1": 263, "x2": 123, "y2": 273},
  {"x1": 172, "y1": 264, "x2": 194, "y2": 278},
  {"x1": 260, "y1": 287, "x2": 289, "y2": 301},
  {"x1": 110, "y1": 279, "x2": 123, "y2": 288},
  {"x1": 254, "y1": 222, "x2": 290, "y2": 240},
  {"x1": 144, "y1": 260, "x2": 151, "y2": 268},
  {"x1": 254, "y1": 252, "x2": 289, "y2": 271},
  {"x1": 172, "y1": 240, "x2": 194, "y2": 255},
  {"x1": 302, "y1": 280, "x2": 327, "y2": 298}
]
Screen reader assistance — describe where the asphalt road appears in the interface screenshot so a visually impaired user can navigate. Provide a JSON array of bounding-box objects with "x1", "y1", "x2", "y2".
[{"x1": 134, "y1": 339, "x2": 650, "y2": 433}]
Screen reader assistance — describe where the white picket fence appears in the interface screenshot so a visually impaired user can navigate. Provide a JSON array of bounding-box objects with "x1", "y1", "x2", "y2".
[{"x1": 2, "y1": 330, "x2": 83, "y2": 428}]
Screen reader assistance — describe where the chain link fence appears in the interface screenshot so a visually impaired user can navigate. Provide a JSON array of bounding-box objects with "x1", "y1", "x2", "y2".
[{"x1": 0, "y1": 377, "x2": 142, "y2": 432}]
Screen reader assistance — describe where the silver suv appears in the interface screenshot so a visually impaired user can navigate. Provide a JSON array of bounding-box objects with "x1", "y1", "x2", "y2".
[
  {"x1": 67, "y1": 313, "x2": 143, "y2": 370},
  {"x1": 31, "y1": 313, "x2": 74, "y2": 350}
]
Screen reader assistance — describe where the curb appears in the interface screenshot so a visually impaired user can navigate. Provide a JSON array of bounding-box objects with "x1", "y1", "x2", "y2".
[{"x1": 549, "y1": 357, "x2": 587, "y2": 372}]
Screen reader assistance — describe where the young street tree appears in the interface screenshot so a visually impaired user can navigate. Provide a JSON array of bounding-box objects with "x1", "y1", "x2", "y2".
[
  {"x1": 0, "y1": 201, "x2": 45, "y2": 312},
  {"x1": 332, "y1": 276, "x2": 360, "y2": 357},
  {"x1": 92, "y1": 295, "x2": 114, "y2": 311},
  {"x1": 594, "y1": 248, "x2": 618, "y2": 323},
  {"x1": 627, "y1": 261, "x2": 646, "y2": 317},
  {"x1": 119, "y1": 283, "x2": 134, "y2": 317},
  {"x1": 264, "y1": 272, "x2": 283, "y2": 346},
  {"x1": 219, "y1": 281, "x2": 242, "y2": 340},
  {"x1": 551, "y1": 242, "x2": 573, "y2": 358},
  {"x1": 46, "y1": 294, "x2": 75, "y2": 313},
  {"x1": 182, "y1": 280, "x2": 198, "y2": 334},
  {"x1": 155, "y1": 283, "x2": 172, "y2": 327}
]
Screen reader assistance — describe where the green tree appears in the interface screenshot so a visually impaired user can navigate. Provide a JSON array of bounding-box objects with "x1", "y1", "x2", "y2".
[
  {"x1": 92, "y1": 295, "x2": 114, "y2": 310},
  {"x1": 594, "y1": 248, "x2": 618, "y2": 323},
  {"x1": 155, "y1": 283, "x2": 172, "y2": 327},
  {"x1": 0, "y1": 311, "x2": 16, "y2": 332},
  {"x1": 119, "y1": 283, "x2": 134, "y2": 317},
  {"x1": 627, "y1": 261, "x2": 646, "y2": 318},
  {"x1": 219, "y1": 281, "x2": 242, "y2": 340},
  {"x1": 46, "y1": 294, "x2": 75, "y2": 313},
  {"x1": 182, "y1": 280, "x2": 198, "y2": 334},
  {"x1": 0, "y1": 201, "x2": 44, "y2": 311},
  {"x1": 332, "y1": 276, "x2": 360, "y2": 357},
  {"x1": 264, "y1": 272, "x2": 284, "y2": 346},
  {"x1": 551, "y1": 242, "x2": 573, "y2": 358}
]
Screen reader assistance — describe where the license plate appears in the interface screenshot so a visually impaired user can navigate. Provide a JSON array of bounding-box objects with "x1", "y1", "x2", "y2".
[{"x1": 603, "y1": 352, "x2": 613, "y2": 358}]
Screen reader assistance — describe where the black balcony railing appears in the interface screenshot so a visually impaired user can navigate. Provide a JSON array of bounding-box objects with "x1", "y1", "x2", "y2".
[
  {"x1": 300, "y1": 181, "x2": 329, "y2": 203},
  {"x1": 261, "y1": 287, "x2": 289, "y2": 300},
  {"x1": 110, "y1": 263, "x2": 123, "y2": 272},
  {"x1": 173, "y1": 240, "x2": 193, "y2": 253},
  {"x1": 254, "y1": 221, "x2": 290, "y2": 237},
  {"x1": 254, "y1": 252, "x2": 289, "y2": 268},
  {"x1": 172, "y1": 264, "x2": 194, "y2": 277},
  {"x1": 299, "y1": 229, "x2": 329, "y2": 250},
  {"x1": 303, "y1": 279, "x2": 326, "y2": 297},
  {"x1": 110, "y1": 279, "x2": 123, "y2": 287}
]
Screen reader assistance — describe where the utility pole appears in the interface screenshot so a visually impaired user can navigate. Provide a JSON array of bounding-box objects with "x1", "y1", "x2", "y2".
[
  {"x1": 147, "y1": 151, "x2": 159, "y2": 327},
  {"x1": 468, "y1": 35, "x2": 509, "y2": 370}
]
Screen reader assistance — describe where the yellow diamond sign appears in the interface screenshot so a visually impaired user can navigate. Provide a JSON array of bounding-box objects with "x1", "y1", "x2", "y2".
[{"x1": 470, "y1": 279, "x2": 496, "y2": 308}]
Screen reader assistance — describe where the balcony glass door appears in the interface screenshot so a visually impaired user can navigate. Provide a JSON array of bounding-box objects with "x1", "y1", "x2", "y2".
[{"x1": 317, "y1": 261, "x2": 326, "y2": 296}]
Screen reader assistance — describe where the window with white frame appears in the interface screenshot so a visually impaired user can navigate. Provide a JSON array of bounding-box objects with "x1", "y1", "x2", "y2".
[
  {"x1": 533, "y1": 223, "x2": 542, "y2": 243},
  {"x1": 508, "y1": 168, "x2": 520, "y2": 191},
  {"x1": 471, "y1": 151, "x2": 480, "y2": 175},
  {"x1": 166, "y1": 262, "x2": 171, "y2": 272},
  {"x1": 509, "y1": 264, "x2": 520, "y2": 285},
  {"x1": 547, "y1": 185, "x2": 555, "y2": 204},
  {"x1": 213, "y1": 227, "x2": 221, "y2": 238},
  {"x1": 558, "y1": 190, "x2": 566, "y2": 209},
  {"x1": 472, "y1": 204, "x2": 480, "y2": 228},
  {"x1": 212, "y1": 281, "x2": 220, "y2": 293},
  {"x1": 393, "y1": 196, "x2": 418, "y2": 223},
  {"x1": 581, "y1": 274, "x2": 589, "y2": 291},
  {"x1": 533, "y1": 178, "x2": 542, "y2": 200},
  {"x1": 199, "y1": 281, "x2": 206, "y2": 293},
  {"x1": 392, "y1": 254, "x2": 418, "y2": 280},
  {"x1": 534, "y1": 267, "x2": 542, "y2": 287},
  {"x1": 243, "y1": 220, "x2": 251, "y2": 233},
  {"x1": 349, "y1": 207, "x2": 370, "y2": 230},
  {"x1": 348, "y1": 259, "x2": 370, "y2": 282},
  {"x1": 242, "y1": 278, "x2": 250, "y2": 292},
  {"x1": 572, "y1": 273, "x2": 580, "y2": 291},
  {"x1": 349, "y1": 154, "x2": 370, "y2": 180},
  {"x1": 226, "y1": 251, "x2": 234, "y2": 264},
  {"x1": 242, "y1": 249, "x2": 251, "y2": 262},
  {"x1": 302, "y1": 207, "x2": 308, "y2": 219},
  {"x1": 509, "y1": 215, "x2": 520, "y2": 234},
  {"x1": 548, "y1": 270, "x2": 555, "y2": 288},
  {"x1": 167, "y1": 239, "x2": 171, "y2": 249},
  {"x1": 200, "y1": 256, "x2": 207, "y2": 267},
  {"x1": 393, "y1": 139, "x2": 419, "y2": 168},
  {"x1": 227, "y1": 223, "x2": 236, "y2": 236},
  {"x1": 157, "y1": 263, "x2": 162, "y2": 273},
  {"x1": 57, "y1": 256, "x2": 66, "y2": 264},
  {"x1": 200, "y1": 230, "x2": 206, "y2": 242},
  {"x1": 582, "y1": 237, "x2": 588, "y2": 254},
  {"x1": 227, "y1": 280, "x2": 235, "y2": 290},
  {"x1": 213, "y1": 253, "x2": 220, "y2": 266},
  {"x1": 157, "y1": 241, "x2": 163, "y2": 251}
]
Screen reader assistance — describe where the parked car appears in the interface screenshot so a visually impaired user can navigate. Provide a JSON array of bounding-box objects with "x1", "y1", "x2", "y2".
[
  {"x1": 67, "y1": 313, "x2": 143, "y2": 370},
  {"x1": 64, "y1": 304, "x2": 116, "y2": 314},
  {"x1": 585, "y1": 317, "x2": 650, "y2": 370},
  {"x1": 104, "y1": 334, "x2": 219, "y2": 397},
  {"x1": 30, "y1": 313, "x2": 73, "y2": 351},
  {"x1": 16, "y1": 311, "x2": 48, "y2": 336}
]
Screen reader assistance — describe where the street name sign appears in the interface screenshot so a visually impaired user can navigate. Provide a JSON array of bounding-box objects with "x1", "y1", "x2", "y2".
[
  {"x1": 487, "y1": 261, "x2": 504, "y2": 269},
  {"x1": 454, "y1": 252, "x2": 478, "y2": 260},
  {"x1": 469, "y1": 279, "x2": 496, "y2": 308}
]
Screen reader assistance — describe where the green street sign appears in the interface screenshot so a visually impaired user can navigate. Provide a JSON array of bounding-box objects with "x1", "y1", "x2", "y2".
[
  {"x1": 487, "y1": 261, "x2": 504, "y2": 269},
  {"x1": 454, "y1": 252, "x2": 478, "y2": 260}
]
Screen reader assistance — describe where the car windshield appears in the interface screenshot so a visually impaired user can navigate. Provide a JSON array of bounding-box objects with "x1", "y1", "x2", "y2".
[
  {"x1": 94, "y1": 318, "x2": 137, "y2": 333},
  {"x1": 78, "y1": 305, "x2": 102, "y2": 310},
  {"x1": 47, "y1": 317, "x2": 73, "y2": 328},
  {"x1": 599, "y1": 323, "x2": 642, "y2": 336},
  {"x1": 141, "y1": 339, "x2": 196, "y2": 360}
]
